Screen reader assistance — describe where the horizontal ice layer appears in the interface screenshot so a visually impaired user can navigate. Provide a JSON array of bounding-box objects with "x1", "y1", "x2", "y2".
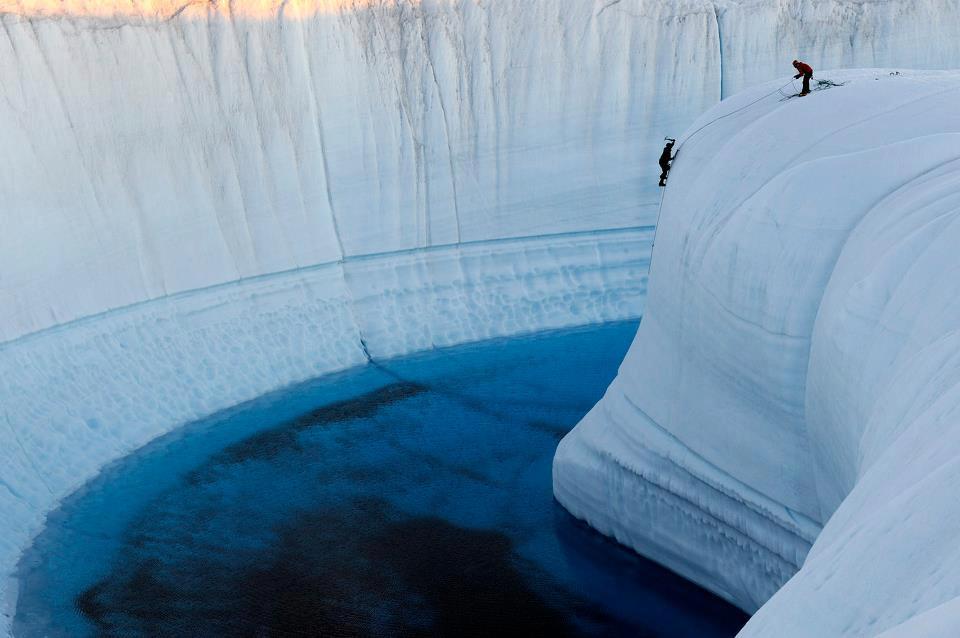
[
  {"x1": 555, "y1": 69, "x2": 960, "y2": 635},
  {"x1": 0, "y1": 227, "x2": 649, "y2": 633}
]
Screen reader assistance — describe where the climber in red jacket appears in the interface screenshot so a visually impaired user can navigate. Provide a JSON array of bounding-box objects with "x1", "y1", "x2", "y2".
[{"x1": 793, "y1": 60, "x2": 814, "y2": 96}]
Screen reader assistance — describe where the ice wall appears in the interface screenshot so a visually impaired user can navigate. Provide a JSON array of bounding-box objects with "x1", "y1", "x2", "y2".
[
  {"x1": 2, "y1": 0, "x2": 960, "y2": 342},
  {"x1": 554, "y1": 69, "x2": 960, "y2": 635},
  {"x1": 0, "y1": 0, "x2": 711, "y2": 343}
]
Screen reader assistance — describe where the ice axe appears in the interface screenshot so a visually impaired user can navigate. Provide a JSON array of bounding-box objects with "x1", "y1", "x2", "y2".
[{"x1": 664, "y1": 137, "x2": 678, "y2": 158}]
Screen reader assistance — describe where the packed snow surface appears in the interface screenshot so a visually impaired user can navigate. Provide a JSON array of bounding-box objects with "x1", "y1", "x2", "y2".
[
  {"x1": 2, "y1": 0, "x2": 960, "y2": 635},
  {"x1": 555, "y1": 69, "x2": 960, "y2": 636}
]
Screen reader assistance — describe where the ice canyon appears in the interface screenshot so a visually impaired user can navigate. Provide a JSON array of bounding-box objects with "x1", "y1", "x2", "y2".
[{"x1": 2, "y1": 0, "x2": 960, "y2": 635}]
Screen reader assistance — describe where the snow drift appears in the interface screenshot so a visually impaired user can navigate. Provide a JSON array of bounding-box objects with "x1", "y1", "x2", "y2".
[
  {"x1": 554, "y1": 69, "x2": 960, "y2": 636},
  {"x1": 2, "y1": 0, "x2": 960, "y2": 634}
]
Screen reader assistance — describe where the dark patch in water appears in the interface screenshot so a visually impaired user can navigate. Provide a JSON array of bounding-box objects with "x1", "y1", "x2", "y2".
[
  {"x1": 76, "y1": 498, "x2": 581, "y2": 637},
  {"x1": 526, "y1": 419, "x2": 571, "y2": 441},
  {"x1": 214, "y1": 427, "x2": 303, "y2": 464},
  {"x1": 200, "y1": 381, "x2": 427, "y2": 467},
  {"x1": 74, "y1": 583, "x2": 107, "y2": 627},
  {"x1": 284, "y1": 382, "x2": 428, "y2": 428}
]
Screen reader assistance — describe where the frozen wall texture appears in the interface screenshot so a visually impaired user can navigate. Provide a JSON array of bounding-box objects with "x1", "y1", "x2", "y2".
[
  {"x1": 2, "y1": 0, "x2": 960, "y2": 634},
  {"x1": 2, "y1": 0, "x2": 960, "y2": 341},
  {"x1": 555, "y1": 69, "x2": 960, "y2": 636}
]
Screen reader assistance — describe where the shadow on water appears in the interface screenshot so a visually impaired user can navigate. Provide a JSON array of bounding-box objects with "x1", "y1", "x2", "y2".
[{"x1": 15, "y1": 322, "x2": 749, "y2": 637}]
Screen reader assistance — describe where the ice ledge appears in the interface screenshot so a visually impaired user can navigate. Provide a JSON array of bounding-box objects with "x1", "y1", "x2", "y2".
[{"x1": 554, "y1": 378, "x2": 819, "y2": 612}]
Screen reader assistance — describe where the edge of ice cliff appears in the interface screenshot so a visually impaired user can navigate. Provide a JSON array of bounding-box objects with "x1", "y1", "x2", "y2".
[{"x1": 555, "y1": 69, "x2": 960, "y2": 636}]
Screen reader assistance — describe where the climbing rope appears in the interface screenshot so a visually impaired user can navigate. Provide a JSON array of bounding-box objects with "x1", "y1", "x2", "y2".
[
  {"x1": 647, "y1": 76, "x2": 850, "y2": 275},
  {"x1": 679, "y1": 77, "x2": 848, "y2": 152},
  {"x1": 676, "y1": 79, "x2": 796, "y2": 152},
  {"x1": 650, "y1": 184, "x2": 667, "y2": 250},
  {"x1": 649, "y1": 78, "x2": 812, "y2": 268},
  {"x1": 777, "y1": 79, "x2": 801, "y2": 99},
  {"x1": 778, "y1": 78, "x2": 848, "y2": 102}
]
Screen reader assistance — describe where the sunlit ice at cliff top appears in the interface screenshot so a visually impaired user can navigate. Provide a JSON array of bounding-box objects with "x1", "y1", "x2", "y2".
[{"x1": 0, "y1": 0, "x2": 417, "y2": 20}]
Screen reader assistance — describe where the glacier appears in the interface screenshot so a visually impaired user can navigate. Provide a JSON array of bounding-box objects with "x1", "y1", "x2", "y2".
[
  {"x1": 554, "y1": 68, "x2": 960, "y2": 636},
  {"x1": 2, "y1": 0, "x2": 960, "y2": 634}
]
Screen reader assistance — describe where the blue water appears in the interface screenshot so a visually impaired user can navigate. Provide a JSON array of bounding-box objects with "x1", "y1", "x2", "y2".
[{"x1": 15, "y1": 321, "x2": 748, "y2": 637}]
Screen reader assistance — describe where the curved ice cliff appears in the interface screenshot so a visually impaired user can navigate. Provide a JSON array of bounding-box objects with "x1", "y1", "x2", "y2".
[
  {"x1": 1, "y1": 0, "x2": 960, "y2": 633},
  {"x1": 555, "y1": 69, "x2": 960, "y2": 636}
]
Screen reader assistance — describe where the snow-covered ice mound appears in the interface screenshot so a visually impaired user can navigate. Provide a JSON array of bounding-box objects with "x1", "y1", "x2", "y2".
[{"x1": 555, "y1": 69, "x2": 960, "y2": 636}]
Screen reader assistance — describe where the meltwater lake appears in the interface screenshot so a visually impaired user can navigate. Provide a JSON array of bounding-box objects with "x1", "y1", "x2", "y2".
[{"x1": 14, "y1": 321, "x2": 747, "y2": 637}]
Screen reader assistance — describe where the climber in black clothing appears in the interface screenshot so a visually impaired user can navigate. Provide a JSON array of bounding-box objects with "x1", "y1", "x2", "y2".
[{"x1": 658, "y1": 139, "x2": 676, "y2": 187}]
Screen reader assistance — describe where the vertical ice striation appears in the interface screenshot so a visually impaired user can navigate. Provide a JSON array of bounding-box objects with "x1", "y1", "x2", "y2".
[
  {"x1": 2, "y1": 0, "x2": 960, "y2": 343},
  {"x1": 0, "y1": 0, "x2": 718, "y2": 342}
]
